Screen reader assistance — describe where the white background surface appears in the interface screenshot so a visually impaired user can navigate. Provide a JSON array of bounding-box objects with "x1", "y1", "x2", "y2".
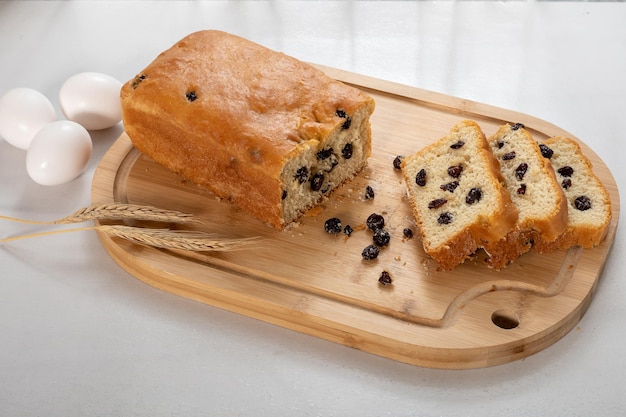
[{"x1": 1, "y1": 1, "x2": 624, "y2": 416}]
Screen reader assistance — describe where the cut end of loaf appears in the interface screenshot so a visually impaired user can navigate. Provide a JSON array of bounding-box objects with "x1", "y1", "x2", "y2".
[{"x1": 279, "y1": 103, "x2": 373, "y2": 227}]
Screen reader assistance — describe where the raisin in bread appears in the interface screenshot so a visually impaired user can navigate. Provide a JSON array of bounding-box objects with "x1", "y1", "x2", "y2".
[
  {"x1": 401, "y1": 120, "x2": 518, "y2": 271},
  {"x1": 533, "y1": 136, "x2": 612, "y2": 251},
  {"x1": 120, "y1": 30, "x2": 375, "y2": 229},
  {"x1": 482, "y1": 123, "x2": 568, "y2": 268}
]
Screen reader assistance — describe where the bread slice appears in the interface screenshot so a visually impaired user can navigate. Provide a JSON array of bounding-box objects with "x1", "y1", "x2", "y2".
[
  {"x1": 533, "y1": 136, "x2": 612, "y2": 251},
  {"x1": 482, "y1": 123, "x2": 568, "y2": 268},
  {"x1": 401, "y1": 120, "x2": 518, "y2": 271},
  {"x1": 120, "y1": 30, "x2": 375, "y2": 229}
]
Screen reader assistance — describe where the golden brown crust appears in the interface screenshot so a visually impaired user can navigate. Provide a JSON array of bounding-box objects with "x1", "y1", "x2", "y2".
[
  {"x1": 120, "y1": 30, "x2": 374, "y2": 229},
  {"x1": 422, "y1": 229, "x2": 481, "y2": 272}
]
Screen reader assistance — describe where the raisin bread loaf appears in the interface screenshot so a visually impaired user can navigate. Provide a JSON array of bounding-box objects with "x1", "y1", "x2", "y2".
[
  {"x1": 401, "y1": 120, "x2": 518, "y2": 271},
  {"x1": 533, "y1": 136, "x2": 612, "y2": 251},
  {"x1": 120, "y1": 30, "x2": 375, "y2": 229},
  {"x1": 482, "y1": 123, "x2": 568, "y2": 268}
]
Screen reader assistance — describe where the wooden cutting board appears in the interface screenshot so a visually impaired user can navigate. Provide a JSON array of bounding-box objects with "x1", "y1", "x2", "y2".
[{"x1": 91, "y1": 65, "x2": 619, "y2": 369}]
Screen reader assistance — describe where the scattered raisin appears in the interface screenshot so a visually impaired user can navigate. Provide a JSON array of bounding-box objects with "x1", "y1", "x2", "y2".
[
  {"x1": 517, "y1": 184, "x2": 527, "y2": 195},
  {"x1": 324, "y1": 217, "x2": 342, "y2": 234},
  {"x1": 511, "y1": 123, "x2": 525, "y2": 130},
  {"x1": 466, "y1": 188, "x2": 482, "y2": 204},
  {"x1": 415, "y1": 169, "x2": 427, "y2": 186},
  {"x1": 366, "y1": 213, "x2": 385, "y2": 231},
  {"x1": 317, "y1": 147, "x2": 334, "y2": 160},
  {"x1": 364, "y1": 185, "x2": 375, "y2": 200},
  {"x1": 373, "y1": 229, "x2": 391, "y2": 247},
  {"x1": 131, "y1": 73, "x2": 146, "y2": 89},
  {"x1": 335, "y1": 109, "x2": 351, "y2": 129},
  {"x1": 497, "y1": 141, "x2": 505, "y2": 149},
  {"x1": 343, "y1": 225, "x2": 353, "y2": 237},
  {"x1": 281, "y1": 190, "x2": 287, "y2": 200},
  {"x1": 185, "y1": 91, "x2": 198, "y2": 102},
  {"x1": 562, "y1": 178, "x2": 572, "y2": 189},
  {"x1": 574, "y1": 195, "x2": 592, "y2": 211},
  {"x1": 539, "y1": 144, "x2": 554, "y2": 159},
  {"x1": 515, "y1": 163, "x2": 528, "y2": 181},
  {"x1": 341, "y1": 142, "x2": 353, "y2": 159},
  {"x1": 450, "y1": 141, "x2": 465, "y2": 149},
  {"x1": 447, "y1": 164, "x2": 463, "y2": 178},
  {"x1": 502, "y1": 151, "x2": 516, "y2": 161},
  {"x1": 362, "y1": 244, "x2": 380, "y2": 260},
  {"x1": 437, "y1": 212, "x2": 453, "y2": 225},
  {"x1": 428, "y1": 198, "x2": 448, "y2": 209},
  {"x1": 393, "y1": 155, "x2": 404, "y2": 170},
  {"x1": 402, "y1": 228, "x2": 414, "y2": 239},
  {"x1": 310, "y1": 172, "x2": 324, "y2": 191},
  {"x1": 295, "y1": 166, "x2": 310, "y2": 184},
  {"x1": 558, "y1": 166, "x2": 574, "y2": 177},
  {"x1": 440, "y1": 181, "x2": 460, "y2": 193},
  {"x1": 378, "y1": 271, "x2": 393, "y2": 286}
]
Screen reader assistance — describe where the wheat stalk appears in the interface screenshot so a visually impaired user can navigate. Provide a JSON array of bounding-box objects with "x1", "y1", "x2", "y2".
[
  {"x1": 2, "y1": 224, "x2": 258, "y2": 252},
  {"x1": 98, "y1": 225, "x2": 257, "y2": 251},
  {"x1": 1, "y1": 204, "x2": 258, "y2": 252},
  {"x1": 0, "y1": 203, "x2": 198, "y2": 225}
]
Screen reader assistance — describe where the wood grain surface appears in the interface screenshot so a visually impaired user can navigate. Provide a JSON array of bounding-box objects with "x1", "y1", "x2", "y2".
[{"x1": 91, "y1": 65, "x2": 619, "y2": 369}]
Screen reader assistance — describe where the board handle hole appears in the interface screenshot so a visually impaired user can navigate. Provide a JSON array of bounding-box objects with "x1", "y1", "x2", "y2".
[{"x1": 491, "y1": 309, "x2": 520, "y2": 330}]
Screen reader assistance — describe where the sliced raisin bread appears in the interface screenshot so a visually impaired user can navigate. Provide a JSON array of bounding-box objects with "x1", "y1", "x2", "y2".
[
  {"x1": 401, "y1": 120, "x2": 518, "y2": 271},
  {"x1": 483, "y1": 123, "x2": 568, "y2": 268},
  {"x1": 533, "y1": 136, "x2": 612, "y2": 251}
]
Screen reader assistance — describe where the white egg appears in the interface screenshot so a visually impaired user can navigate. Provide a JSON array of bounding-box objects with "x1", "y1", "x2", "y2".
[
  {"x1": 0, "y1": 87, "x2": 57, "y2": 150},
  {"x1": 59, "y1": 72, "x2": 122, "y2": 130},
  {"x1": 26, "y1": 120, "x2": 92, "y2": 186}
]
